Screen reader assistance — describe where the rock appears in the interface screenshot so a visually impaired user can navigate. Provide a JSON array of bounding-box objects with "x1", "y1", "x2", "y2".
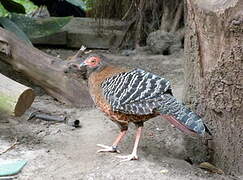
[
  {"x1": 31, "y1": 31, "x2": 67, "y2": 46},
  {"x1": 120, "y1": 46, "x2": 151, "y2": 56},
  {"x1": 135, "y1": 46, "x2": 152, "y2": 55},
  {"x1": 120, "y1": 49, "x2": 136, "y2": 56},
  {"x1": 64, "y1": 18, "x2": 126, "y2": 49},
  {"x1": 146, "y1": 30, "x2": 182, "y2": 55}
]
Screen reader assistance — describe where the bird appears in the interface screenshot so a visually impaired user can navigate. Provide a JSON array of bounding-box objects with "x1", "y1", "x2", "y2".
[{"x1": 66, "y1": 53, "x2": 211, "y2": 161}]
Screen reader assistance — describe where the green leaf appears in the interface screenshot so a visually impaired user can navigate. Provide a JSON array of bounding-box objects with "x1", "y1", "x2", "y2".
[
  {"x1": 9, "y1": 13, "x2": 72, "y2": 39},
  {"x1": 0, "y1": 0, "x2": 25, "y2": 14},
  {"x1": 82, "y1": 0, "x2": 93, "y2": 10},
  {"x1": 13, "y1": 0, "x2": 37, "y2": 14},
  {"x1": 0, "y1": 17, "x2": 32, "y2": 45},
  {"x1": 0, "y1": 3, "x2": 9, "y2": 17},
  {"x1": 65, "y1": 0, "x2": 86, "y2": 10}
]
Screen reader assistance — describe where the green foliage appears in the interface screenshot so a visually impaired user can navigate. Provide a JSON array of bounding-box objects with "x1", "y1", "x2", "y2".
[
  {"x1": 0, "y1": 1, "x2": 71, "y2": 46},
  {"x1": 0, "y1": 0, "x2": 37, "y2": 17},
  {"x1": 0, "y1": 0, "x2": 25, "y2": 14},
  {"x1": 13, "y1": 0, "x2": 37, "y2": 14},
  {"x1": 9, "y1": 14, "x2": 72, "y2": 39},
  {"x1": 82, "y1": 0, "x2": 93, "y2": 10},
  {"x1": 0, "y1": 0, "x2": 33, "y2": 46},
  {"x1": 85, "y1": 0, "x2": 130, "y2": 19},
  {"x1": 0, "y1": 17, "x2": 32, "y2": 45},
  {"x1": 65, "y1": 0, "x2": 87, "y2": 10},
  {"x1": 0, "y1": 3, "x2": 9, "y2": 17}
]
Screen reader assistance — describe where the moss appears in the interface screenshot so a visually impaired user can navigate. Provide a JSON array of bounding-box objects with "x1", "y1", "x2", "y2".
[{"x1": 0, "y1": 94, "x2": 16, "y2": 115}]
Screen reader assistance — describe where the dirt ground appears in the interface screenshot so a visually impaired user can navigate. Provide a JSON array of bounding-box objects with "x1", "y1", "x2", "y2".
[{"x1": 0, "y1": 48, "x2": 237, "y2": 180}]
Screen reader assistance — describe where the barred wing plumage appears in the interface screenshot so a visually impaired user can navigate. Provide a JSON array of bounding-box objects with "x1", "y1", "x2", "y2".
[{"x1": 101, "y1": 69, "x2": 171, "y2": 115}]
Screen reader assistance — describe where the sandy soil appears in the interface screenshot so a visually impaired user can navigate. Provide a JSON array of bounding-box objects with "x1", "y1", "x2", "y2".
[{"x1": 0, "y1": 48, "x2": 235, "y2": 180}]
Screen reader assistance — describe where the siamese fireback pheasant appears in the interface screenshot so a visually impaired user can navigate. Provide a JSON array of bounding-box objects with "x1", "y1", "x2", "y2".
[{"x1": 67, "y1": 54, "x2": 211, "y2": 161}]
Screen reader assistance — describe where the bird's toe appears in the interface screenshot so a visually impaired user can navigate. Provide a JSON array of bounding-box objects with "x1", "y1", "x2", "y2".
[
  {"x1": 96, "y1": 144, "x2": 120, "y2": 153},
  {"x1": 116, "y1": 154, "x2": 139, "y2": 162}
]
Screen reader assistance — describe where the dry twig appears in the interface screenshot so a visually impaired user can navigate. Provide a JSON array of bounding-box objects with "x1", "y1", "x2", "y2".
[
  {"x1": 122, "y1": 0, "x2": 135, "y2": 20},
  {"x1": 0, "y1": 137, "x2": 18, "y2": 155}
]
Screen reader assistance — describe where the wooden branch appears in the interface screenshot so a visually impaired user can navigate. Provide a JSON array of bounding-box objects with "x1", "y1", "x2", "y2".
[
  {"x1": 160, "y1": 1, "x2": 170, "y2": 31},
  {"x1": 171, "y1": 1, "x2": 183, "y2": 33},
  {"x1": 160, "y1": 1, "x2": 184, "y2": 33},
  {"x1": 0, "y1": 27, "x2": 93, "y2": 108},
  {"x1": 0, "y1": 73, "x2": 35, "y2": 116},
  {"x1": 122, "y1": 0, "x2": 135, "y2": 21},
  {"x1": 0, "y1": 137, "x2": 18, "y2": 155},
  {"x1": 135, "y1": 0, "x2": 145, "y2": 48},
  {"x1": 68, "y1": 46, "x2": 92, "y2": 61},
  {"x1": 0, "y1": 36, "x2": 11, "y2": 56}
]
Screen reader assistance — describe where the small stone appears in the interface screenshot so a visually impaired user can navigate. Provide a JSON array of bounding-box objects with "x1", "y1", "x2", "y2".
[{"x1": 160, "y1": 169, "x2": 169, "y2": 174}]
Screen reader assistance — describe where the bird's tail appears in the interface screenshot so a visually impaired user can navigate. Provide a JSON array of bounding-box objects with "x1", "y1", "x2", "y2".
[{"x1": 158, "y1": 94, "x2": 210, "y2": 135}]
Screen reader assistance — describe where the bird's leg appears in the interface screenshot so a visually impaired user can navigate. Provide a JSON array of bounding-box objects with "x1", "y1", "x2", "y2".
[
  {"x1": 116, "y1": 127, "x2": 142, "y2": 161},
  {"x1": 97, "y1": 130, "x2": 127, "y2": 153}
]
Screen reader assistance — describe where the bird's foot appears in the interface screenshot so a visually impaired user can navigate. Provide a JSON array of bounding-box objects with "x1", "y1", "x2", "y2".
[
  {"x1": 116, "y1": 153, "x2": 139, "y2": 162},
  {"x1": 96, "y1": 144, "x2": 120, "y2": 153}
]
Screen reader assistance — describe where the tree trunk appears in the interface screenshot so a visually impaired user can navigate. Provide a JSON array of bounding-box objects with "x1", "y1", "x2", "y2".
[
  {"x1": 184, "y1": 0, "x2": 243, "y2": 176},
  {"x1": 160, "y1": 0, "x2": 184, "y2": 43},
  {"x1": 0, "y1": 73, "x2": 35, "y2": 116},
  {"x1": 160, "y1": 0, "x2": 184, "y2": 33},
  {"x1": 134, "y1": 0, "x2": 145, "y2": 48},
  {"x1": 0, "y1": 28, "x2": 93, "y2": 108}
]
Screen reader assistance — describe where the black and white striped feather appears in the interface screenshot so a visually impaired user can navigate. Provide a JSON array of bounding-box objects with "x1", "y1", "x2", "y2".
[{"x1": 101, "y1": 69, "x2": 206, "y2": 134}]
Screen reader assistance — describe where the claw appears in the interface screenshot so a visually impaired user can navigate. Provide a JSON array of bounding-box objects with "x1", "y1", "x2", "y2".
[
  {"x1": 116, "y1": 154, "x2": 139, "y2": 162},
  {"x1": 96, "y1": 144, "x2": 120, "y2": 153}
]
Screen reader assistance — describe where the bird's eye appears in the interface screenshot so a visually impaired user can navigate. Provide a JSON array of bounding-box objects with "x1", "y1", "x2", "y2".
[{"x1": 91, "y1": 59, "x2": 96, "y2": 63}]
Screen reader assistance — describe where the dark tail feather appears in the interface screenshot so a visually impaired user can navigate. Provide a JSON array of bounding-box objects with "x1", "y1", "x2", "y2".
[{"x1": 159, "y1": 94, "x2": 206, "y2": 135}]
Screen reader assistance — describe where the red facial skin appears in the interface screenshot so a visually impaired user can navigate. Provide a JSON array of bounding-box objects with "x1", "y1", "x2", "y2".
[{"x1": 84, "y1": 56, "x2": 101, "y2": 67}]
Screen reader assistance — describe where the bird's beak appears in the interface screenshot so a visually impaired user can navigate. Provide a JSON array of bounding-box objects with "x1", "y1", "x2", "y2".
[
  {"x1": 64, "y1": 62, "x2": 88, "y2": 80},
  {"x1": 78, "y1": 62, "x2": 88, "y2": 73},
  {"x1": 79, "y1": 62, "x2": 86, "y2": 69},
  {"x1": 78, "y1": 62, "x2": 88, "y2": 80}
]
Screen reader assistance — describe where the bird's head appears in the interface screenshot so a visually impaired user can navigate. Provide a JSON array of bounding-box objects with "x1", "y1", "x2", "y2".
[{"x1": 65, "y1": 54, "x2": 108, "y2": 80}]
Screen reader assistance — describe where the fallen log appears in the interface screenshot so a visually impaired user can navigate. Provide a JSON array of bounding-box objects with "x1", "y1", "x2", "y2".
[
  {"x1": 0, "y1": 27, "x2": 93, "y2": 108},
  {"x1": 0, "y1": 73, "x2": 35, "y2": 116}
]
